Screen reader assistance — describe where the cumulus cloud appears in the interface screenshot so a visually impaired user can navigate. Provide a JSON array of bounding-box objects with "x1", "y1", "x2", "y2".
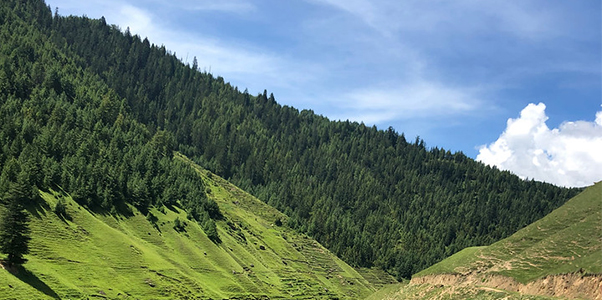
[{"x1": 477, "y1": 103, "x2": 602, "y2": 187}]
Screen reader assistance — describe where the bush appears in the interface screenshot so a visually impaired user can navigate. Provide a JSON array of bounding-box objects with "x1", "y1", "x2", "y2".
[
  {"x1": 54, "y1": 198, "x2": 68, "y2": 219},
  {"x1": 146, "y1": 211, "x2": 158, "y2": 224},
  {"x1": 203, "y1": 219, "x2": 220, "y2": 243},
  {"x1": 173, "y1": 217, "x2": 186, "y2": 232}
]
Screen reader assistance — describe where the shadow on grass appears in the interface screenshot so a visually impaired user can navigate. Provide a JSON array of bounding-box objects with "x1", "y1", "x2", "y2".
[
  {"x1": 26, "y1": 195, "x2": 52, "y2": 220},
  {"x1": 2, "y1": 262, "x2": 60, "y2": 299},
  {"x1": 57, "y1": 212, "x2": 73, "y2": 224}
]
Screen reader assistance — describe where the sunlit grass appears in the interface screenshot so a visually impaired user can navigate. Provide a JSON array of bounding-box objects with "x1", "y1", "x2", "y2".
[
  {"x1": 416, "y1": 182, "x2": 602, "y2": 283},
  {"x1": 0, "y1": 156, "x2": 376, "y2": 299}
]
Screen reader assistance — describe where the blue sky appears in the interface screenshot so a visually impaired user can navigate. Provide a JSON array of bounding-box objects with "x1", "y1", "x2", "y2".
[{"x1": 46, "y1": 0, "x2": 601, "y2": 187}]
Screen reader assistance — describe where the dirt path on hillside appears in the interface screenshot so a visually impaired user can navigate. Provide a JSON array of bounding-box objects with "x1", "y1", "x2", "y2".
[{"x1": 411, "y1": 272, "x2": 602, "y2": 300}]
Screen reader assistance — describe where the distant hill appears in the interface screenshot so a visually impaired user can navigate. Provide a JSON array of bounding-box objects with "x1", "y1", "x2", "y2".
[
  {"x1": 0, "y1": 154, "x2": 379, "y2": 299},
  {"x1": 0, "y1": 0, "x2": 581, "y2": 280},
  {"x1": 371, "y1": 182, "x2": 602, "y2": 299}
]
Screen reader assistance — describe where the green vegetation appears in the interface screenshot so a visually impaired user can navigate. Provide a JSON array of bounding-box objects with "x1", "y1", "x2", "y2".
[
  {"x1": 0, "y1": 157, "x2": 376, "y2": 299},
  {"x1": 0, "y1": 195, "x2": 31, "y2": 267},
  {"x1": 0, "y1": 0, "x2": 581, "y2": 282},
  {"x1": 369, "y1": 183, "x2": 601, "y2": 299},
  {"x1": 0, "y1": 0, "x2": 221, "y2": 246},
  {"x1": 415, "y1": 181, "x2": 602, "y2": 282}
]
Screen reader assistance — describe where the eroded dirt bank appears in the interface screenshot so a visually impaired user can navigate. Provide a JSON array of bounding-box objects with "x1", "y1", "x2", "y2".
[{"x1": 411, "y1": 272, "x2": 602, "y2": 300}]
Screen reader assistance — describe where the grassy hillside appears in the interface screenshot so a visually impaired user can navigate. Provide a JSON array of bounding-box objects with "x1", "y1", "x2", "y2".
[
  {"x1": 0, "y1": 154, "x2": 376, "y2": 299},
  {"x1": 370, "y1": 182, "x2": 601, "y2": 299},
  {"x1": 415, "y1": 181, "x2": 601, "y2": 282}
]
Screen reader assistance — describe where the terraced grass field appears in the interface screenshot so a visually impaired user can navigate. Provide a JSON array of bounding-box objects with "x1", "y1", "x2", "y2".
[{"x1": 0, "y1": 154, "x2": 377, "y2": 299}]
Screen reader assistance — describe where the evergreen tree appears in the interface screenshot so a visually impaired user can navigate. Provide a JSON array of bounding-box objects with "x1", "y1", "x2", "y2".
[{"x1": 0, "y1": 195, "x2": 31, "y2": 266}]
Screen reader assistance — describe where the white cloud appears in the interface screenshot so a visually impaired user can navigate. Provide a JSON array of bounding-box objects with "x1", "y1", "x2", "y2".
[
  {"x1": 477, "y1": 103, "x2": 602, "y2": 187},
  {"x1": 185, "y1": 1, "x2": 255, "y2": 14},
  {"x1": 329, "y1": 79, "x2": 484, "y2": 124},
  {"x1": 117, "y1": 5, "x2": 152, "y2": 36}
]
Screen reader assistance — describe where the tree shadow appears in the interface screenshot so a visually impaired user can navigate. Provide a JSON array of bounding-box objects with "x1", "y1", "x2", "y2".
[
  {"x1": 25, "y1": 195, "x2": 51, "y2": 220},
  {"x1": 56, "y1": 212, "x2": 73, "y2": 224},
  {"x1": 2, "y1": 262, "x2": 60, "y2": 299}
]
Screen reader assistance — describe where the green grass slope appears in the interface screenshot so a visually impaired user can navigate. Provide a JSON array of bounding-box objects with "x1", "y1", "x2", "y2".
[
  {"x1": 0, "y1": 154, "x2": 376, "y2": 299},
  {"x1": 369, "y1": 182, "x2": 601, "y2": 300},
  {"x1": 415, "y1": 181, "x2": 601, "y2": 282}
]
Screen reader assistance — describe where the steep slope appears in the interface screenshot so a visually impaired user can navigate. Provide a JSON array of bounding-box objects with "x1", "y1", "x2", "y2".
[
  {"x1": 0, "y1": 4, "x2": 377, "y2": 298},
  {"x1": 372, "y1": 182, "x2": 602, "y2": 299},
  {"x1": 0, "y1": 154, "x2": 376, "y2": 299},
  {"x1": 1, "y1": 0, "x2": 581, "y2": 280},
  {"x1": 39, "y1": 0, "x2": 581, "y2": 278}
]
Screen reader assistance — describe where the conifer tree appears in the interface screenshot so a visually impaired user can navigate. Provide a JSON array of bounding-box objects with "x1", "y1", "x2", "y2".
[{"x1": 0, "y1": 195, "x2": 31, "y2": 266}]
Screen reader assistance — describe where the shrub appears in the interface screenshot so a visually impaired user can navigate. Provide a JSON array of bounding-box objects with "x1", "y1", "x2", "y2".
[
  {"x1": 54, "y1": 198, "x2": 68, "y2": 219},
  {"x1": 173, "y1": 217, "x2": 186, "y2": 232}
]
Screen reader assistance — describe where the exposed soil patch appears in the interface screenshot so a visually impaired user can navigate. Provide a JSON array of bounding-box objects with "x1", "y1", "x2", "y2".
[{"x1": 411, "y1": 272, "x2": 602, "y2": 300}]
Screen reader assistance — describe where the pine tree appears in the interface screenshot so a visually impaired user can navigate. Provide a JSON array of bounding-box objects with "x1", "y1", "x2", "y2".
[{"x1": 0, "y1": 195, "x2": 31, "y2": 266}]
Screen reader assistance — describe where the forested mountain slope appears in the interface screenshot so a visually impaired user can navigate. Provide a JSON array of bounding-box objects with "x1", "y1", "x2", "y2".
[
  {"x1": 0, "y1": 0, "x2": 582, "y2": 279},
  {"x1": 0, "y1": 0, "x2": 220, "y2": 233}
]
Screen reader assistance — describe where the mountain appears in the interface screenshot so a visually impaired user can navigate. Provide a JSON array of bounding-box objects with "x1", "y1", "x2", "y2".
[
  {"x1": 0, "y1": 154, "x2": 383, "y2": 299},
  {"x1": 371, "y1": 182, "x2": 601, "y2": 299},
  {"x1": 0, "y1": 3, "x2": 389, "y2": 297},
  {"x1": 0, "y1": 0, "x2": 582, "y2": 281}
]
